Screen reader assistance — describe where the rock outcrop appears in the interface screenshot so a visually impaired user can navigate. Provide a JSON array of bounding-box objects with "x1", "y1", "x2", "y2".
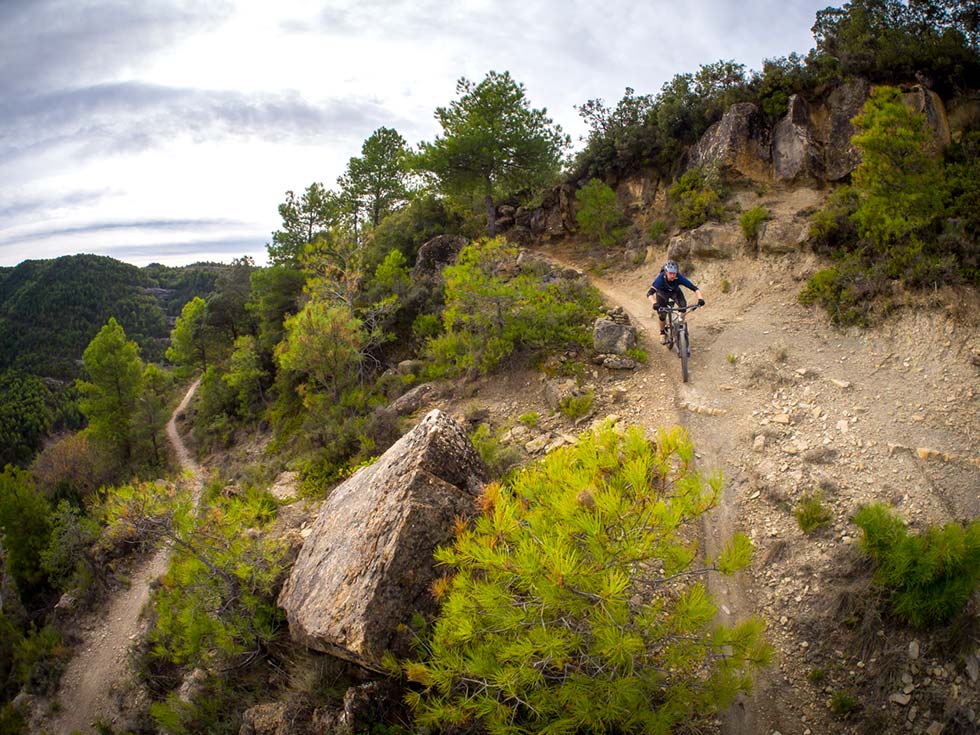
[
  {"x1": 689, "y1": 102, "x2": 771, "y2": 182},
  {"x1": 772, "y1": 95, "x2": 824, "y2": 183},
  {"x1": 593, "y1": 308, "x2": 637, "y2": 355},
  {"x1": 278, "y1": 410, "x2": 488, "y2": 671},
  {"x1": 667, "y1": 222, "x2": 742, "y2": 260},
  {"x1": 411, "y1": 235, "x2": 468, "y2": 279},
  {"x1": 903, "y1": 85, "x2": 952, "y2": 151},
  {"x1": 821, "y1": 78, "x2": 870, "y2": 181}
]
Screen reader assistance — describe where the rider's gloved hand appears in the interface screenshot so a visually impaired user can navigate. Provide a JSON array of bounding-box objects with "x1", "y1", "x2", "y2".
[{"x1": 697, "y1": 298, "x2": 705, "y2": 306}]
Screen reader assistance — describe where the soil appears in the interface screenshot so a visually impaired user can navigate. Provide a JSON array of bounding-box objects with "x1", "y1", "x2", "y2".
[{"x1": 36, "y1": 379, "x2": 202, "y2": 735}]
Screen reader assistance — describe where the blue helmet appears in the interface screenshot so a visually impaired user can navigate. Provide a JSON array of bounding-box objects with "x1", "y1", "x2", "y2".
[{"x1": 664, "y1": 260, "x2": 679, "y2": 274}]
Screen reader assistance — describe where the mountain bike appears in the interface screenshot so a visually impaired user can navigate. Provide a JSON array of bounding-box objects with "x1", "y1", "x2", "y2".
[{"x1": 657, "y1": 302, "x2": 701, "y2": 383}]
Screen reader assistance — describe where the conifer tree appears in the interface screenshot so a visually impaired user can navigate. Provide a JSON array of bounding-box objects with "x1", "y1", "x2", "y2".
[{"x1": 405, "y1": 423, "x2": 770, "y2": 734}]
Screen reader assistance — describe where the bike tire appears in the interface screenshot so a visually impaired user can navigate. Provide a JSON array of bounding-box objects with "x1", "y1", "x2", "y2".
[{"x1": 678, "y1": 328, "x2": 689, "y2": 382}]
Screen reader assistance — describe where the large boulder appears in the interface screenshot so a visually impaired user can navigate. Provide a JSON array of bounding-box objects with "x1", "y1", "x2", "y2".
[
  {"x1": 757, "y1": 219, "x2": 810, "y2": 255},
  {"x1": 821, "y1": 78, "x2": 869, "y2": 181},
  {"x1": 902, "y1": 84, "x2": 951, "y2": 152},
  {"x1": 411, "y1": 235, "x2": 468, "y2": 280},
  {"x1": 593, "y1": 317, "x2": 636, "y2": 355},
  {"x1": 667, "y1": 223, "x2": 741, "y2": 260},
  {"x1": 772, "y1": 95, "x2": 824, "y2": 183},
  {"x1": 278, "y1": 410, "x2": 488, "y2": 670},
  {"x1": 689, "y1": 102, "x2": 771, "y2": 182}
]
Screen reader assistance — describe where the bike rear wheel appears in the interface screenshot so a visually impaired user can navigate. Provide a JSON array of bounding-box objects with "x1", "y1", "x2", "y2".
[{"x1": 678, "y1": 328, "x2": 689, "y2": 382}]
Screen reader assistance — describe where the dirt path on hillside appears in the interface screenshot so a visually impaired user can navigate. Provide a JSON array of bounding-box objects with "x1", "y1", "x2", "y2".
[
  {"x1": 40, "y1": 379, "x2": 202, "y2": 735},
  {"x1": 538, "y1": 243, "x2": 980, "y2": 735}
]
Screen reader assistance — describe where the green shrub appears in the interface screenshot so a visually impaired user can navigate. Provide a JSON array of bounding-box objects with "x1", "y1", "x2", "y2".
[
  {"x1": 404, "y1": 424, "x2": 769, "y2": 733},
  {"x1": 853, "y1": 504, "x2": 980, "y2": 628},
  {"x1": 559, "y1": 390, "x2": 594, "y2": 419},
  {"x1": 575, "y1": 179, "x2": 626, "y2": 247},
  {"x1": 829, "y1": 690, "x2": 861, "y2": 717},
  {"x1": 798, "y1": 256, "x2": 890, "y2": 327},
  {"x1": 808, "y1": 667, "x2": 827, "y2": 684},
  {"x1": 424, "y1": 238, "x2": 603, "y2": 378},
  {"x1": 469, "y1": 424, "x2": 522, "y2": 479},
  {"x1": 794, "y1": 493, "x2": 832, "y2": 533},
  {"x1": 647, "y1": 219, "x2": 669, "y2": 243},
  {"x1": 518, "y1": 411, "x2": 540, "y2": 428},
  {"x1": 626, "y1": 347, "x2": 648, "y2": 364},
  {"x1": 739, "y1": 206, "x2": 771, "y2": 243},
  {"x1": 720, "y1": 278, "x2": 731, "y2": 293},
  {"x1": 669, "y1": 169, "x2": 726, "y2": 230}
]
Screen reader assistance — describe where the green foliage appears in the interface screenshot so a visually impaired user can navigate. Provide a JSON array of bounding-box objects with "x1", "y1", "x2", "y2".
[
  {"x1": 366, "y1": 193, "x2": 471, "y2": 274},
  {"x1": 0, "y1": 466, "x2": 52, "y2": 604},
  {"x1": 77, "y1": 318, "x2": 145, "y2": 465},
  {"x1": 647, "y1": 219, "x2": 669, "y2": 243},
  {"x1": 406, "y1": 424, "x2": 770, "y2": 733},
  {"x1": 518, "y1": 411, "x2": 540, "y2": 427},
  {"x1": 0, "y1": 254, "x2": 168, "y2": 379},
  {"x1": 669, "y1": 169, "x2": 726, "y2": 230},
  {"x1": 346, "y1": 127, "x2": 412, "y2": 229},
  {"x1": 853, "y1": 504, "x2": 980, "y2": 627},
  {"x1": 166, "y1": 297, "x2": 211, "y2": 373},
  {"x1": 40, "y1": 500, "x2": 101, "y2": 594},
  {"x1": 829, "y1": 690, "x2": 862, "y2": 717},
  {"x1": 246, "y1": 265, "x2": 305, "y2": 358},
  {"x1": 798, "y1": 255, "x2": 890, "y2": 327},
  {"x1": 811, "y1": 0, "x2": 980, "y2": 96},
  {"x1": 469, "y1": 424, "x2": 522, "y2": 480},
  {"x1": 574, "y1": 179, "x2": 625, "y2": 247},
  {"x1": 424, "y1": 238, "x2": 602, "y2": 378},
  {"x1": 559, "y1": 390, "x2": 594, "y2": 419},
  {"x1": 415, "y1": 71, "x2": 568, "y2": 236},
  {"x1": 739, "y1": 206, "x2": 771, "y2": 242},
  {"x1": 626, "y1": 347, "x2": 648, "y2": 364},
  {"x1": 222, "y1": 335, "x2": 268, "y2": 419},
  {"x1": 29, "y1": 432, "x2": 114, "y2": 507},
  {"x1": 267, "y1": 183, "x2": 336, "y2": 267},
  {"x1": 193, "y1": 366, "x2": 240, "y2": 451},
  {"x1": 0, "y1": 371, "x2": 54, "y2": 467},
  {"x1": 793, "y1": 493, "x2": 832, "y2": 533}
]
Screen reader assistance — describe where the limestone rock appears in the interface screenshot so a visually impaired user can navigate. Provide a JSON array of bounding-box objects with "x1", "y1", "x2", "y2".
[
  {"x1": 268, "y1": 471, "x2": 300, "y2": 501},
  {"x1": 602, "y1": 354, "x2": 637, "y2": 370},
  {"x1": 903, "y1": 85, "x2": 951, "y2": 152},
  {"x1": 313, "y1": 681, "x2": 402, "y2": 735},
  {"x1": 667, "y1": 222, "x2": 741, "y2": 260},
  {"x1": 689, "y1": 102, "x2": 771, "y2": 182},
  {"x1": 544, "y1": 378, "x2": 578, "y2": 411},
  {"x1": 593, "y1": 317, "x2": 637, "y2": 355},
  {"x1": 758, "y1": 219, "x2": 809, "y2": 255},
  {"x1": 387, "y1": 382, "x2": 445, "y2": 416},
  {"x1": 411, "y1": 235, "x2": 468, "y2": 279},
  {"x1": 396, "y1": 359, "x2": 424, "y2": 376},
  {"x1": 239, "y1": 701, "x2": 314, "y2": 735},
  {"x1": 278, "y1": 410, "x2": 488, "y2": 670},
  {"x1": 772, "y1": 94, "x2": 824, "y2": 182},
  {"x1": 822, "y1": 79, "x2": 869, "y2": 181}
]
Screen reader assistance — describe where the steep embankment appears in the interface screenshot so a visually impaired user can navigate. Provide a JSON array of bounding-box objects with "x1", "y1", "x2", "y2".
[{"x1": 39, "y1": 379, "x2": 202, "y2": 735}]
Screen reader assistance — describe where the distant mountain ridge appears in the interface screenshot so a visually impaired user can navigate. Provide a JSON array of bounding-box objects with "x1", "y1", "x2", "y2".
[{"x1": 0, "y1": 254, "x2": 223, "y2": 379}]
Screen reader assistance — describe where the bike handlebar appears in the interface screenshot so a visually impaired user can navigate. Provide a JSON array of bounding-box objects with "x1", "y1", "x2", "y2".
[{"x1": 660, "y1": 303, "x2": 702, "y2": 314}]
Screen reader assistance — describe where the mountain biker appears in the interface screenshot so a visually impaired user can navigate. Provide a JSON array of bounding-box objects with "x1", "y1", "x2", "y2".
[{"x1": 646, "y1": 260, "x2": 705, "y2": 344}]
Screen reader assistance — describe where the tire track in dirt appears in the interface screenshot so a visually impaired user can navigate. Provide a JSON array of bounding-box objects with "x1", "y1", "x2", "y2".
[
  {"x1": 42, "y1": 379, "x2": 201, "y2": 735},
  {"x1": 544, "y1": 253, "x2": 769, "y2": 735}
]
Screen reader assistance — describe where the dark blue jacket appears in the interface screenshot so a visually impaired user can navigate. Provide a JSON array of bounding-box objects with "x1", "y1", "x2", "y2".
[{"x1": 651, "y1": 271, "x2": 698, "y2": 298}]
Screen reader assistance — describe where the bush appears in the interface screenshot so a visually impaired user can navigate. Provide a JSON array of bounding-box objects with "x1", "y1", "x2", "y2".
[
  {"x1": 669, "y1": 169, "x2": 726, "y2": 230},
  {"x1": 797, "y1": 256, "x2": 891, "y2": 327},
  {"x1": 518, "y1": 411, "x2": 540, "y2": 428},
  {"x1": 424, "y1": 238, "x2": 602, "y2": 378},
  {"x1": 574, "y1": 179, "x2": 625, "y2": 247},
  {"x1": 793, "y1": 493, "x2": 832, "y2": 533},
  {"x1": 853, "y1": 504, "x2": 980, "y2": 627},
  {"x1": 829, "y1": 690, "x2": 861, "y2": 718},
  {"x1": 404, "y1": 424, "x2": 769, "y2": 733},
  {"x1": 647, "y1": 219, "x2": 669, "y2": 243},
  {"x1": 558, "y1": 390, "x2": 594, "y2": 419},
  {"x1": 739, "y1": 206, "x2": 771, "y2": 243},
  {"x1": 469, "y1": 424, "x2": 522, "y2": 479}
]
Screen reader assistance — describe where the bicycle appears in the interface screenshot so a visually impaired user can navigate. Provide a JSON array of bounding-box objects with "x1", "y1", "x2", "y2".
[{"x1": 656, "y1": 301, "x2": 701, "y2": 383}]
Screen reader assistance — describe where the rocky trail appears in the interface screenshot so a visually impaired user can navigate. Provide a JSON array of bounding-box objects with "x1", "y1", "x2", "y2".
[
  {"x1": 38, "y1": 379, "x2": 202, "y2": 735},
  {"x1": 531, "y1": 243, "x2": 980, "y2": 734}
]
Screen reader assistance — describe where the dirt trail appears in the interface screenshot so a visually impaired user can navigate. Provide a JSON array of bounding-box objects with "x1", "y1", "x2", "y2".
[
  {"x1": 544, "y1": 244, "x2": 979, "y2": 734},
  {"x1": 41, "y1": 379, "x2": 202, "y2": 735}
]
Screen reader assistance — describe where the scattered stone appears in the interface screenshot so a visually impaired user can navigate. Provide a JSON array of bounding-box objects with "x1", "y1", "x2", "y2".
[
  {"x1": 268, "y1": 471, "x2": 300, "y2": 501},
  {"x1": 593, "y1": 317, "x2": 637, "y2": 355},
  {"x1": 830, "y1": 379, "x2": 851, "y2": 389},
  {"x1": 926, "y1": 722, "x2": 944, "y2": 735},
  {"x1": 525, "y1": 435, "x2": 552, "y2": 454},
  {"x1": 753, "y1": 435, "x2": 766, "y2": 452},
  {"x1": 909, "y1": 640, "x2": 920, "y2": 659},
  {"x1": 602, "y1": 354, "x2": 638, "y2": 370},
  {"x1": 772, "y1": 413, "x2": 791, "y2": 425},
  {"x1": 889, "y1": 693, "x2": 912, "y2": 706},
  {"x1": 836, "y1": 419, "x2": 849, "y2": 434}
]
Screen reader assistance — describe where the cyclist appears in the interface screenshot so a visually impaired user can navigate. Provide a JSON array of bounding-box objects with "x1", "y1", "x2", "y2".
[{"x1": 646, "y1": 260, "x2": 705, "y2": 344}]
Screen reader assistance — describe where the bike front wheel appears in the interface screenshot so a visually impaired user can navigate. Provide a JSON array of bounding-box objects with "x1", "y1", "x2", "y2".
[{"x1": 677, "y1": 329, "x2": 689, "y2": 382}]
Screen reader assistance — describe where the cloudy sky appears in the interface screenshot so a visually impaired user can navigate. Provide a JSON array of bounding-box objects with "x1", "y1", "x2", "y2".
[{"x1": 0, "y1": 0, "x2": 832, "y2": 268}]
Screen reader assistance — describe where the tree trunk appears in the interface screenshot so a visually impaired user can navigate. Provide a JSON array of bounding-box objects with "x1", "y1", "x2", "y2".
[{"x1": 485, "y1": 194, "x2": 496, "y2": 238}]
